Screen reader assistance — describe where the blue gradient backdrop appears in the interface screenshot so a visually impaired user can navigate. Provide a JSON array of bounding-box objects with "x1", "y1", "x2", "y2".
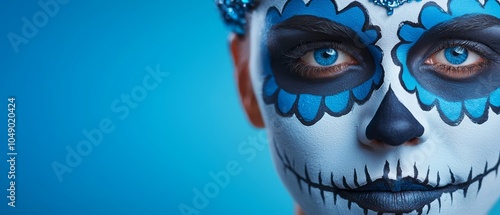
[
  {"x1": 0, "y1": 1, "x2": 498, "y2": 215},
  {"x1": 0, "y1": 0, "x2": 290, "y2": 214}
]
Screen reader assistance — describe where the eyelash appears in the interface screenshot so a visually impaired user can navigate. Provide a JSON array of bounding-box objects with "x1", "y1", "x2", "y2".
[
  {"x1": 283, "y1": 40, "x2": 492, "y2": 81},
  {"x1": 284, "y1": 42, "x2": 359, "y2": 79},
  {"x1": 425, "y1": 40, "x2": 490, "y2": 79}
]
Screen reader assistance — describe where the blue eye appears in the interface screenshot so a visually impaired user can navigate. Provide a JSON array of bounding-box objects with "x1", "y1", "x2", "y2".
[
  {"x1": 444, "y1": 46, "x2": 468, "y2": 65},
  {"x1": 297, "y1": 46, "x2": 357, "y2": 79},
  {"x1": 301, "y1": 47, "x2": 354, "y2": 68},
  {"x1": 425, "y1": 44, "x2": 484, "y2": 79},
  {"x1": 313, "y1": 48, "x2": 338, "y2": 66}
]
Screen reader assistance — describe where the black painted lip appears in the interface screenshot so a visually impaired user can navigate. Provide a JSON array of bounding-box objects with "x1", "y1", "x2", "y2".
[
  {"x1": 274, "y1": 143, "x2": 500, "y2": 214},
  {"x1": 339, "y1": 177, "x2": 462, "y2": 214},
  {"x1": 339, "y1": 189, "x2": 442, "y2": 214},
  {"x1": 341, "y1": 168, "x2": 448, "y2": 214}
]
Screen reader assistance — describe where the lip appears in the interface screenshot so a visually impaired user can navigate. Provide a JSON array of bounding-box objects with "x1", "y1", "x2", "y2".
[
  {"x1": 339, "y1": 189, "x2": 442, "y2": 214},
  {"x1": 339, "y1": 172, "x2": 491, "y2": 215},
  {"x1": 339, "y1": 177, "x2": 450, "y2": 214},
  {"x1": 274, "y1": 143, "x2": 500, "y2": 214},
  {"x1": 338, "y1": 164, "x2": 444, "y2": 214}
]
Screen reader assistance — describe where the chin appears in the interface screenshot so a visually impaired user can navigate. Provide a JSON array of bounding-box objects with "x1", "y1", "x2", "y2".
[{"x1": 270, "y1": 137, "x2": 500, "y2": 215}]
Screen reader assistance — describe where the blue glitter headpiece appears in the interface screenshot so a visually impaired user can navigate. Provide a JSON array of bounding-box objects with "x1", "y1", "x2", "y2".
[
  {"x1": 369, "y1": 0, "x2": 422, "y2": 15},
  {"x1": 216, "y1": 0, "x2": 257, "y2": 35}
]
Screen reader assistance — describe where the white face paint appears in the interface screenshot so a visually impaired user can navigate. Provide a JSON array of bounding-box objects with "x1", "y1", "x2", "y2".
[{"x1": 247, "y1": 0, "x2": 500, "y2": 214}]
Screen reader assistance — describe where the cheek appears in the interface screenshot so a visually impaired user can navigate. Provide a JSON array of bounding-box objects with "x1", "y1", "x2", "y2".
[
  {"x1": 391, "y1": 1, "x2": 500, "y2": 126},
  {"x1": 247, "y1": 1, "x2": 500, "y2": 214},
  {"x1": 262, "y1": 106, "x2": 377, "y2": 215},
  {"x1": 261, "y1": 105, "x2": 363, "y2": 157}
]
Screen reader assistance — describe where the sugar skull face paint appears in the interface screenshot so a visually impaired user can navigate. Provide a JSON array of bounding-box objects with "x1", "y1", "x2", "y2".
[
  {"x1": 262, "y1": 0, "x2": 384, "y2": 125},
  {"x1": 395, "y1": 0, "x2": 500, "y2": 125},
  {"x1": 223, "y1": 0, "x2": 500, "y2": 214}
]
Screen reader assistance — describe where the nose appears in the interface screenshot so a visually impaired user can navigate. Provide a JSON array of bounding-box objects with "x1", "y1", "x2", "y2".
[{"x1": 366, "y1": 88, "x2": 425, "y2": 146}]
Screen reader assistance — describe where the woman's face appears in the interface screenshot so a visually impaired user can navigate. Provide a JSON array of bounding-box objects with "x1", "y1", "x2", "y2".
[{"x1": 246, "y1": 0, "x2": 500, "y2": 214}]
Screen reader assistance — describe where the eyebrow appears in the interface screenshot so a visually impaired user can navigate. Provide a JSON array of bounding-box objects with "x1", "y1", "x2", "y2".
[
  {"x1": 420, "y1": 14, "x2": 500, "y2": 42},
  {"x1": 272, "y1": 15, "x2": 356, "y2": 37}
]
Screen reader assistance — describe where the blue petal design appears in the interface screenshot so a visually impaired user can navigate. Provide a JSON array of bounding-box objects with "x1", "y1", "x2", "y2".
[
  {"x1": 400, "y1": 65, "x2": 417, "y2": 91},
  {"x1": 270, "y1": 0, "x2": 377, "y2": 45},
  {"x1": 337, "y1": 6, "x2": 365, "y2": 34},
  {"x1": 278, "y1": 90, "x2": 297, "y2": 114},
  {"x1": 399, "y1": 25, "x2": 425, "y2": 42},
  {"x1": 416, "y1": 86, "x2": 436, "y2": 106},
  {"x1": 363, "y1": 29, "x2": 379, "y2": 45},
  {"x1": 449, "y1": 0, "x2": 484, "y2": 16},
  {"x1": 264, "y1": 77, "x2": 279, "y2": 96},
  {"x1": 464, "y1": 97, "x2": 488, "y2": 119},
  {"x1": 396, "y1": 0, "x2": 500, "y2": 125},
  {"x1": 485, "y1": 0, "x2": 500, "y2": 15},
  {"x1": 369, "y1": 46, "x2": 384, "y2": 86},
  {"x1": 490, "y1": 87, "x2": 500, "y2": 107},
  {"x1": 438, "y1": 99, "x2": 463, "y2": 122},
  {"x1": 325, "y1": 91, "x2": 350, "y2": 113},
  {"x1": 352, "y1": 80, "x2": 373, "y2": 101},
  {"x1": 262, "y1": 0, "x2": 383, "y2": 125},
  {"x1": 298, "y1": 94, "x2": 322, "y2": 122},
  {"x1": 373, "y1": 69, "x2": 383, "y2": 85},
  {"x1": 420, "y1": 6, "x2": 451, "y2": 29}
]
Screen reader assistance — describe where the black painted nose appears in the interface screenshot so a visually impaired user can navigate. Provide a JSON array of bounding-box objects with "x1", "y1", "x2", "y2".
[{"x1": 366, "y1": 88, "x2": 424, "y2": 146}]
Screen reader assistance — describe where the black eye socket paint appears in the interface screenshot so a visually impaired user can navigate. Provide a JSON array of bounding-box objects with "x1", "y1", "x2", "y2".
[
  {"x1": 394, "y1": 0, "x2": 500, "y2": 125},
  {"x1": 261, "y1": 0, "x2": 384, "y2": 125},
  {"x1": 267, "y1": 15, "x2": 377, "y2": 96},
  {"x1": 407, "y1": 15, "x2": 500, "y2": 101}
]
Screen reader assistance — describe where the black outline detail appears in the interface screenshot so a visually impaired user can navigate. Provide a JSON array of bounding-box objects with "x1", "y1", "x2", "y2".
[
  {"x1": 275, "y1": 142, "x2": 500, "y2": 214},
  {"x1": 262, "y1": 0, "x2": 384, "y2": 126},
  {"x1": 392, "y1": 1, "x2": 500, "y2": 126}
]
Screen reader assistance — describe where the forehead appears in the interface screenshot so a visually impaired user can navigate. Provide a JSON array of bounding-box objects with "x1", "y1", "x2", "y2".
[{"x1": 257, "y1": 0, "x2": 489, "y2": 25}]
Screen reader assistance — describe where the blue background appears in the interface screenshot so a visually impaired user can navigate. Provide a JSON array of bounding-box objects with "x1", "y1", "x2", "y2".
[
  {"x1": 0, "y1": 0, "x2": 291, "y2": 214},
  {"x1": 0, "y1": 0, "x2": 498, "y2": 215}
]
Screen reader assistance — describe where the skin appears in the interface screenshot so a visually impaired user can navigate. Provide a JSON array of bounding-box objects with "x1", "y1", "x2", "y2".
[
  {"x1": 232, "y1": 24, "x2": 309, "y2": 215},
  {"x1": 230, "y1": 0, "x2": 500, "y2": 214},
  {"x1": 230, "y1": 23, "x2": 314, "y2": 215}
]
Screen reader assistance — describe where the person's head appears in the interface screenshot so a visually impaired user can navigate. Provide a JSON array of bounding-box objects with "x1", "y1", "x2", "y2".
[{"x1": 218, "y1": 0, "x2": 500, "y2": 214}]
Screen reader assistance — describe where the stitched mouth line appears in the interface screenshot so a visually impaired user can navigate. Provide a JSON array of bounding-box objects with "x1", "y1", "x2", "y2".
[{"x1": 274, "y1": 143, "x2": 500, "y2": 215}]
